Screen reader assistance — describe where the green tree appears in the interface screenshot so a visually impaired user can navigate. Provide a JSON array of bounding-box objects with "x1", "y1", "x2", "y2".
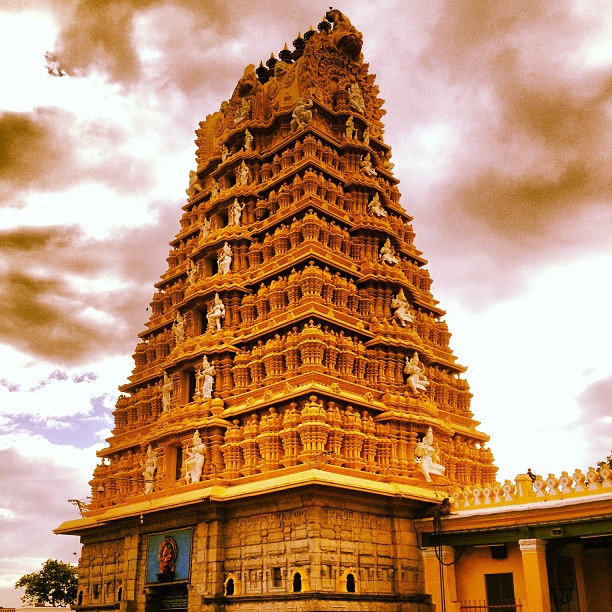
[{"x1": 15, "y1": 559, "x2": 78, "y2": 607}]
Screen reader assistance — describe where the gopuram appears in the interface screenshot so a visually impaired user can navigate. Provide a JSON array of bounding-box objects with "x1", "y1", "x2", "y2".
[{"x1": 57, "y1": 10, "x2": 497, "y2": 612}]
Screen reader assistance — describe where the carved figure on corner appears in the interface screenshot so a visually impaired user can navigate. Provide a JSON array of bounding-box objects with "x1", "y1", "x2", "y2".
[
  {"x1": 368, "y1": 192, "x2": 387, "y2": 217},
  {"x1": 360, "y1": 153, "x2": 377, "y2": 176},
  {"x1": 142, "y1": 445, "x2": 157, "y2": 494},
  {"x1": 404, "y1": 352, "x2": 429, "y2": 394},
  {"x1": 414, "y1": 427, "x2": 445, "y2": 482},
  {"x1": 184, "y1": 430, "x2": 206, "y2": 484},
  {"x1": 206, "y1": 293, "x2": 225, "y2": 332},
  {"x1": 391, "y1": 289, "x2": 413, "y2": 327},
  {"x1": 291, "y1": 98, "x2": 313, "y2": 132},
  {"x1": 217, "y1": 242, "x2": 233, "y2": 275},
  {"x1": 379, "y1": 238, "x2": 399, "y2": 265},
  {"x1": 186, "y1": 170, "x2": 202, "y2": 197},
  {"x1": 345, "y1": 115, "x2": 354, "y2": 139}
]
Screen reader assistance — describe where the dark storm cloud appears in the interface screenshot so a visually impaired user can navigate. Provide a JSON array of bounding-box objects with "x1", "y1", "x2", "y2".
[{"x1": 0, "y1": 203, "x2": 178, "y2": 364}]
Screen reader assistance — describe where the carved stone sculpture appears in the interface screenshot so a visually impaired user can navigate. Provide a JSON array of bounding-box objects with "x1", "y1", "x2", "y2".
[
  {"x1": 229, "y1": 198, "x2": 244, "y2": 226},
  {"x1": 360, "y1": 153, "x2": 377, "y2": 176},
  {"x1": 414, "y1": 427, "x2": 445, "y2": 482},
  {"x1": 234, "y1": 97, "x2": 251, "y2": 125},
  {"x1": 391, "y1": 289, "x2": 413, "y2": 327},
  {"x1": 348, "y1": 82, "x2": 365, "y2": 114},
  {"x1": 345, "y1": 115, "x2": 354, "y2": 139},
  {"x1": 210, "y1": 178, "x2": 220, "y2": 199},
  {"x1": 173, "y1": 312, "x2": 185, "y2": 344},
  {"x1": 379, "y1": 238, "x2": 399, "y2": 265},
  {"x1": 237, "y1": 160, "x2": 250, "y2": 186},
  {"x1": 186, "y1": 170, "x2": 202, "y2": 197},
  {"x1": 195, "y1": 355, "x2": 216, "y2": 399},
  {"x1": 187, "y1": 260, "x2": 198, "y2": 287},
  {"x1": 184, "y1": 430, "x2": 206, "y2": 484},
  {"x1": 201, "y1": 216, "x2": 211, "y2": 239},
  {"x1": 217, "y1": 242, "x2": 232, "y2": 275},
  {"x1": 142, "y1": 445, "x2": 157, "y2": 493},
  {"x1": 206, "y1": 293, "x2": 225, "y2": 332},
  {"x1": 244, "y1": 128, "x2": 253, "y2": 152},
  {"x1": 368, "y1": 192, "x2": 386, "y2": 217},
  {"x1": 291, "y1": 98, "x2": 313, "y2": 132},
  {"x1": 404, "y1": 352, "x2": 429, "y2": 394},
  {"x1": 161, "y1": 372, "x2": 173, "y2": 412}
]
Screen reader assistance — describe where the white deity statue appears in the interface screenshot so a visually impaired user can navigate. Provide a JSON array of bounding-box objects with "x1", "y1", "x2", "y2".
[
  {"x1": 414, "y1": 427, "x2": 446, "y2": 482},
  {"x1": 243, "y1": 128, "x2": 253, "y2": 152},
  {"x1": 229, "y1": 198, "x2": 244, "y2": 226},
  {"x1": 142, "y1": 445, "x2": 157, "y2": 494},
  {"x1": 404, "y1": 352, "x2": 430, "y2": 394},
  {"x1": 206, "y1": 293, "x2": 225, "y2": 332},
  {"x1": 391, "y1": 289, "x2": 413, "y2": 327},
  {"x1": 184, "y1": 430, "x2": 206, "y2": 484},
  {"x1": 234, "y1": 97, "x2": 251, "y2": 125},
  {"x1": 290, "y1": 98, "x2": 313, "y2": 132},
  {"x1": 237, "y1": 160, "x2": 251, "y2": 186},
  {"x1": 195, "y1": 355, "x2": 216, "y2": 400},
  {"x1": 348, "y1": 82, "x2": 365, "y2": 114},
  {"x1": 379, "y1": 238, "x2": 399, "y2": 265},
  {"x1": 217, "y1": 242, "x2": 232, "y2": 275},
  {"x1": 161, "y1": 372, "x2": 173, "y2": 411},
  {"x1": 173, "y1": 311, "x2": 185, "y2": 344},
  {"x1": 210, "y1": 178, "x2": 220, "y2": 199},
  {"x1": 201, "y1": 216, "x2": 211, "y2": 240},
  {"x1": 368, "y1": 192, "x2": 387, "y2": 217},
  {"x1": 360, "y1": 153, "x2": 377, "y2": 176},
  {"x1": 345, "y1": 115, "x2": 354, "y2": 139},
  {"x1": 187, "y1": 259, "x2": 198, "y2": 287},
  {"x1": 185, "y1": 170, "x2": 202, "y2": 197}
]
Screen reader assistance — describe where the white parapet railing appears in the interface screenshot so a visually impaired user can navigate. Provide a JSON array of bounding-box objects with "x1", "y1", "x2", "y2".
[{"x1": 450, "y1": 465, "x2": 612, "y2": 510}]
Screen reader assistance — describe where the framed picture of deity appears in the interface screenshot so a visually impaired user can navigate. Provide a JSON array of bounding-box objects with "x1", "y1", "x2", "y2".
[{"x1": 145, "y1": 528, "x2": 193, "y2": 584}]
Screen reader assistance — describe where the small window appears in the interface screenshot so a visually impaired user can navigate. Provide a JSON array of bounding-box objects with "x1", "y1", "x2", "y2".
[
  {"x1": 117, "y1": 586, "x2": 122, "y2": 602},
  {"x1": 485, "y1": 573, "x2": 516, "y2": 612},
  {"x1": 93, "y1": 584, "x2": 100, "y2": 600},
  {"x1": 491, "y1": 545, "x2": 508, "y2": 559},
  {"x1": 346, "y1": 573, "x2": 356, "y2": 593},
  {"x1": 78, "y1": 591, "x2": 84, "y2": 606},
  {"x1": 225, "y1": 578, "x2": 235, "y2": 596},
  {"x1": 292, "y1": 572, "x2": 302, "y2": 593},
  {"x1": 272, "y1": 567, "x2": 282, "y2": 588}
]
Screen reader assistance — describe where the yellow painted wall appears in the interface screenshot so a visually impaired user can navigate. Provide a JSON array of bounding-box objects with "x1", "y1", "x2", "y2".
[{"x1": 454, "y1": 544, "x2": 527, "y2": 607}]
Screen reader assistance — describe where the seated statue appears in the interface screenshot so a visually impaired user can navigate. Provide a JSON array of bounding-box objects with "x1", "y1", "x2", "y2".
[
  {"x1": 291, "y1": 98, "x2": 313, "y2": 132},
  {"x1": 414, "y1": 427, "x2": 445, "y2": 482},
  {"x1": 404, "y1": 352, "x2": 430, "y2": 394},
  {"x1": 234, "y1": 97, "x2": 251, "y2": 125},
  {"x1": 379, "y1": 238, "x2": 399, "y2": 265},
  {"x1": 185, "y1": 170, "x2": 202, "y2": 197},
  {"x1": 391, "y1": 289, "x2": 413, "y2": 326},
  {"x1": 348, "y1": 82, "x2": 365, "y2": 114},
  {"x1": 368, "y1": 192, "x2": 387, "y2": 217}
]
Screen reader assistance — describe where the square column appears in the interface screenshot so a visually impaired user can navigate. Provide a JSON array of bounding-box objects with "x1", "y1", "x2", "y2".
[
  {"x1": 421, "y1": 546, "x2": 459, "y2": 612},
  {"x1": 519, "y1": 538, "x2": 551, "y2": 612}
]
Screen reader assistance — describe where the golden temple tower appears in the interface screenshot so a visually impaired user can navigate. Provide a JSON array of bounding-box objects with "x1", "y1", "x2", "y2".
[{"x1": 57, "y1": 10, "x2": 497, "y2": 612}]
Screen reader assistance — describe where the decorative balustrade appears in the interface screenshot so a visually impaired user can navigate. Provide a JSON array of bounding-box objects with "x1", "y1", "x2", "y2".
[{"x1": 451, "y1": 466, "x2": 612, "y2": 510}]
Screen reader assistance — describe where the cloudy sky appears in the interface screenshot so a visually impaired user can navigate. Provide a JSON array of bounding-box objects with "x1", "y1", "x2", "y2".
[{"x1": 1, "y1": 0, "x2": 611, "y2": 605}]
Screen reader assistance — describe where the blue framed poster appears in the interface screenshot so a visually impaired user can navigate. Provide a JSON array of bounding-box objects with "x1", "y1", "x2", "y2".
[{"x1": 146, "y1": 528, "x2": 192, "y2": 584}]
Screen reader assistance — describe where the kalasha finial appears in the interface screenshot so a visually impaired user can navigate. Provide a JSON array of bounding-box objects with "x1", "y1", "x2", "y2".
[
  {"x1": 303, "y1": 26, "x2": 316, "y2": 42},
  {"x1": 279, "y1": 43, "x2": 293, "y2": 63},
  {"x1": 256, "y1": 61, "x2": 269, "y2": 84}
]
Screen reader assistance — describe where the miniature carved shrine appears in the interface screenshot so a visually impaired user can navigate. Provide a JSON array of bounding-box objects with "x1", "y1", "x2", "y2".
[{"x1": 58, "y1": 11, "x2": 498, "y2": 612}]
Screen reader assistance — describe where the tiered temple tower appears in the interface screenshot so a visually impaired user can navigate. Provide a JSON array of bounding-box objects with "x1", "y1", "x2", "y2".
[{"x1": 58, "y1": 11, "x2": 497, "y2": 612}]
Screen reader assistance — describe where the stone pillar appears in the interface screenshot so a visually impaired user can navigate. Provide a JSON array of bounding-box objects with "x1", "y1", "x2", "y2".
[
  {"x1": 519, "y1": 538, "x2": 551, "y2": 612},
  {"x1": 421, "y1": 546, "x2": 459, "y2": 612},
  {"x1": 565, "y1": 544, "x2": 588, "y2": 612}
]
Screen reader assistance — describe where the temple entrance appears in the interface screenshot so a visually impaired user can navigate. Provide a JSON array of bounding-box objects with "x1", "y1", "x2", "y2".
[{"x1": 145, "y1": 584, "x2": 188, "y2": 612}]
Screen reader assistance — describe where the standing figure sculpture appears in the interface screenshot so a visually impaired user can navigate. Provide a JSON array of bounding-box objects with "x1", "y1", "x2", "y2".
[
  {"x1": 195, "y1": 355, "x2": 216, "y2": 399},
  {"x1": 237, "y1": 161, "x2": 250, "y2": 186},
  {"x1": 142, "y1": 445, "x2": 157, "y2": 494},
  {"x1": 362, "y1": 126, "x2": 370, "y2": 146},
  {"x1": 210, "y1": 178, "x2": 220, "y2": 199},
  {"x1": 379, "y1": 238, "x2": 399, "y2": 265},
  {"x1": 221, "y1": 144, "x2": 229, "y2": 162},
  {"x1": 290, "y1": 98, "x2": 313, "y2": 132},
  {"x1": 161, "y1": 372, "x2": 173, "y2": 411},
  {"x1": 404, "y1": 352, "x2": 430, "y2": 394},
  {"x1": 414, "y1": 427, "x2": 445, "y2": 482},
  {"x1": 206, "y1": 293, "x2": 225, "y2": 332},
  {"x1": 184, "y1": 430, "x2": 206, "y2": 484},
  {"x1": 217, "y1": 242, "x2": 232, "y2": 275},
  {"x1": 345, "y1": 115, "x2": 354, "y2": 139},
  {"x1": 243, "y1": 128, "x2": 253, "y2": 152},
  {"x1": 229, "y1": 198, "x2": 244, "y2": 226},
  {"x1": 187, "y1": 260, "x2": 198, "y2": 287},
  {"x1": 391, "y1": 289, "x2": 413, "y2": 327},
  {"x1": 173, "y1": 312, "x2": 185, "y2": 344},
  {"x1": 348, "y1": 82, "x2": 365, "y2": 114},
  {"x1": 200, "y1": 216, "x2": 211, "y2": 240}
]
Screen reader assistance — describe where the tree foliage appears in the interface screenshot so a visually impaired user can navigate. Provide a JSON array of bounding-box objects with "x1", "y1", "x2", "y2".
[{"x1": 15, "y1": 559, "x2": 78, "y2": 607}]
